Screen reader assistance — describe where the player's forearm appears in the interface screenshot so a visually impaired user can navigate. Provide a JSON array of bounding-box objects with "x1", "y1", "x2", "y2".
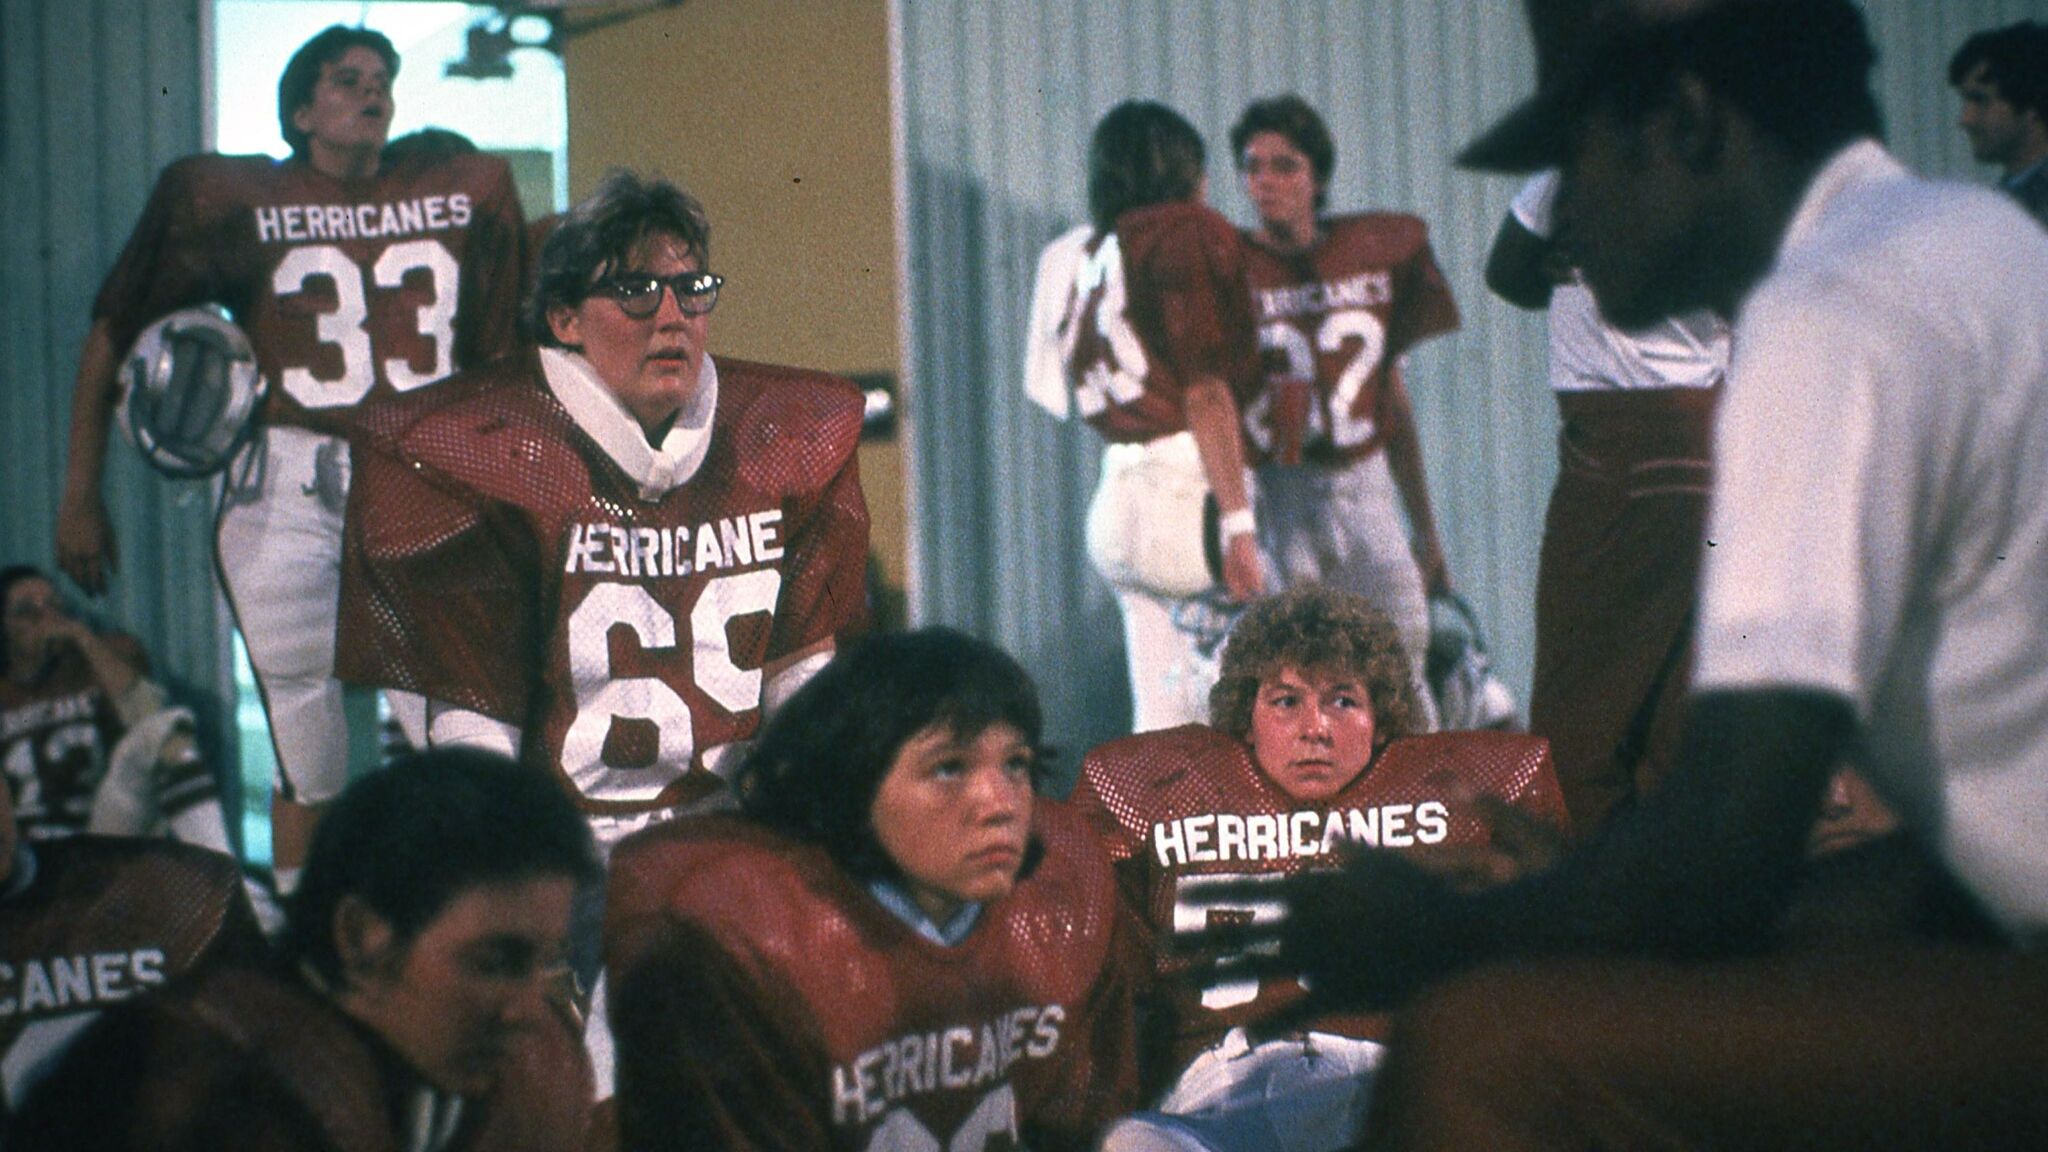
[
  {"x1": 72, "y1": 629, "x2": 145, "y2": 702},
  {"x1": 1483, "y1": 213, "x2": 1556, "y2": 311},
  {"x1": 60, "y1": 320, "x2": 123, "y2": 503},
  {"x1": 1380, "y1": 373, "x2": 1441, "y2": 544},
  {"x1": 1182, "y1": 376, "x2": 1252, "y2": 516},
  {"x1": 1464, "y1": 689, "x2": 1851, "y2": 959}
]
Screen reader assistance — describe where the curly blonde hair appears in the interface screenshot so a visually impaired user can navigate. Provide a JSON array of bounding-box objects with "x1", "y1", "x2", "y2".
[{"x1": 1208, "y1": 584, "x2": 1418, "y2": 752}]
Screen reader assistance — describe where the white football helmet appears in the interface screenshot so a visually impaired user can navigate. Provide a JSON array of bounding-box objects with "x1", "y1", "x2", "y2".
[{"x1": 117, "y1": 305, "x2": 266, "y2": 478}]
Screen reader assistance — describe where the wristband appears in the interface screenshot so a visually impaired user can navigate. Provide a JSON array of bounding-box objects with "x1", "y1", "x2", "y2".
[{"x1": 1218, "y1": 507, "x2": 1256, "y2": 544}]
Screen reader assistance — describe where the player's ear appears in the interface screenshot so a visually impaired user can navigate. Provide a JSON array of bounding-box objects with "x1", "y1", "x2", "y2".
[
  {"x1": 547, "y1": 303, "x2": 582, "y2": 349},
  {"x1": 1663, "y1": 71, "x2": 1727, "y2": 173},
  {"x1": 334, "y1": 894, "x2": 402, "y2": 986}
]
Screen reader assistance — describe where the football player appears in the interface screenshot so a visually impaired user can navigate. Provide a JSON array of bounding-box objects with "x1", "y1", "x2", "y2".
[
  {"x1": 0, "y1": 725, "x2": 268, "y2": 1141},
  {"x1": 1071, "y1": 585, "x2": 1567, "y2": 1152},
  {"x1": 1024, "y1": 100, "x2": 1265, "y2": 732},
  {"x1": 12, "y1": 748, "x2": 599, "y2": 1152},
  {"x1": 53, "y1": 26, "x2": 530, "y2": 885},
  {"x1": 1, "y1": 565, "x2": 232, "y2": 853},
  {"x1": 606, "y1": 628, "x2": 1136, "y2": 1152},
  {"x1": 1230, "y1": 97, "x2": 1461, "y2": 730}
]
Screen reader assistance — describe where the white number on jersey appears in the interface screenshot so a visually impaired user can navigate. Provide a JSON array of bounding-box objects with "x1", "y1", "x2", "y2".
[
  {"x1": 560, "y1": 572, "x2": 783, "y2": 804},
  {"x1": 1246, "y1": 308, "x2": 1389, "y2": 454},
  {"x1": 1171, "y1": 870, "x2": 1293, "y2": 1009},
  {"x1": 864, "y1": 1085, "x2": 1020, "y2": 1152},
  {"x1": 1060, "y1": 234, "x2": 1149, "y2": 419},
  {"x1": 2, "y1": 721, "x2": 101, "y2": 824},
  {"x1": 271, "y1": 239, "x2": 460, "y2": 408}
]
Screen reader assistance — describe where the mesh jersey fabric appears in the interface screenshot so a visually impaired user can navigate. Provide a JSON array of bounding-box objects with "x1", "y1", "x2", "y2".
[
  {"x1": 604, "y1": 801, "x2": 1137, "y2": 1151},
  {"x1": 2, "y1": 836, "x2": 268, "y2": 1126},
  {"x1": 1071, "y1": 726, "x2": 1566, "y2": 1085},
  {"x1": 1051, "y1": 201, "x2": 1262, "y2": 444},
  {"x1": 1238, "y1": 214, "x2": 1459, "y2": 467},
  {"x1": 93, "y1": 151, "x2": 526, "y2": 437},
  {"x1": 337, "y1": 350, "x2": 871, "y2": 821}
]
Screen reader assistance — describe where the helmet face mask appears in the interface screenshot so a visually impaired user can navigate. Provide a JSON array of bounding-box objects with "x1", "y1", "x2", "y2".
[{"x1": 118, "y1": 305, "x2": 267, "y2": 479}]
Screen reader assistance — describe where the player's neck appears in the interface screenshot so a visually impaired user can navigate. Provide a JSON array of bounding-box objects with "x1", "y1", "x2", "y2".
[
  {"x1": 1259, "y1": 217, "x2": 1319, "y2": 254},
  {"x1": 305, "y1": 138, "x2": 382, "y2": 181},
  {"x1": 2006, "y1": 130, "x2": 2048, "y2": 179}
]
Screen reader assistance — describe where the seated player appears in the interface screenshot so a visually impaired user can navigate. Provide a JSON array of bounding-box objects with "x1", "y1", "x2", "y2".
[
  {"x1": 1, "y1": 565, "x2": 232, "y2": 853},
  {"x1": 1024, "y1": 100, "x2": 1265, "y2": 732},
  {"x1": 605, "y1": 628, "x2": 1137, "y2": 1152},
  {"x1": 0, "y1": 722, "x2": 266, "y2": 1139},
  {"x1": 1070, "y1": 585, "x2": 1567, "y2": 1152},
  {"x1": 13, "y1": 747, "x2": 600, "y2": 1152}
]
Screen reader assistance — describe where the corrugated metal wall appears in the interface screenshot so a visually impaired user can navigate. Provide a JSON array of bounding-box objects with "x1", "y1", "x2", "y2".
[
  {"x1": 893, "y1": 0, "x2": 2048, "y2": 759},
  {"x1": 1, "y1": 0, "x2": 238, "y2": 766}
]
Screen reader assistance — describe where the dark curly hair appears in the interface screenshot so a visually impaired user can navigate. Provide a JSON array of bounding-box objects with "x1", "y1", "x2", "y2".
[
  {"x1": 736, "y1": 628, "x2": 1050, "y2": 885},
  {"x1": 1209, "y1": 584, "x2": 1417, "y2": 753}
]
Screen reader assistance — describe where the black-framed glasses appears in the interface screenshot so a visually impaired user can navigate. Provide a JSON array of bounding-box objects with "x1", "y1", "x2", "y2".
[{"x1": 592, "y1": 271, "x2": 723, "y2": 318}]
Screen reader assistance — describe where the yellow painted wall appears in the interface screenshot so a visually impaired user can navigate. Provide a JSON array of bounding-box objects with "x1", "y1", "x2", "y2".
[{"x1": 562, "y1": 0, "x2": 907, "y2": 602}]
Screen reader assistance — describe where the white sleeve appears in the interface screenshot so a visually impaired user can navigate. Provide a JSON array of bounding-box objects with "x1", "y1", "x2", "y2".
[
  {"x1": 1024, "y1": 224, "x2": 1093, "y2": 420},
  {"x1": 424, "y1": 699, "x2": 524, "y2": 759},
  {"x1": 762, "y1": 645, "x2": 834, "y2": 717},
  {"x1": 1691, "y1": 282, "x2": 1873, "y2": 706},
  {"x1": 1509, "y1": 170, "x2": 1560, "y2": 238}
]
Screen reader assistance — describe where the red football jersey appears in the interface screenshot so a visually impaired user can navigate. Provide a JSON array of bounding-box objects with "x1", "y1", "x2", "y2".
[
  {"x1": 337, "y1": 351, "x2": 870, "y2": 831},
  {"x1": 604, "y1": 802, "x2": 1138, "y2": 1152},
  {"x1": 1, "y1": 836, "x2": 268, "y2": 1121},
  {"x1": 1071, "y1": 725, "x2": 1566, "y2": 1081},
  {"x1": 93, "y1": 150, "x2": 526, "y2": 437},
  {"x1": 1239, "y1": 214, "x2": 1459, "y2": 466},
  {"x1": 1, "y1": 635, "x2": 147, "y2": 840},
  {"x1": 1052, "y1": 202, "x2": 1261, "y2": 443}
]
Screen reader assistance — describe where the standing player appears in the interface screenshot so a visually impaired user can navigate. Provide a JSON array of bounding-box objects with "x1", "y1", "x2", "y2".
[
  {"x1": 338, "y1": 168, "x2": 869, "y2": 858},
  {"x1": 1072, "y1": 586, "x2": 1565, "y2": 1152},
  {"x1": 53, "y1": 26, "x2": 529, "y2": 883},
  {"x1": 1025, "y1": 100, "x2": 1265, "y2": 732},
  {"x1": 606, "y1": 628, "x2": 1136, "y2": 1152},
  {"x1": 2, "y1": 565, "x2": 232, "y2": 854},
  {"x1": 1230, "y1": 96, "x2": 1459, "y2": 729},
  {"x1": 337, "y1": 173, "x2": 869, "y2": 1096},
  {"x1": 1483, "y1": 171, "x2": 1727, "y2": 832}
]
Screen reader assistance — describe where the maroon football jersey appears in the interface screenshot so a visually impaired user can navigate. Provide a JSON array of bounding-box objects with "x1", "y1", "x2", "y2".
[
  {"x1": 93, "y1": 150, "x2": 526, "y2": 437},
  {"x1": 1, "y1": 635, "x2": 146, "y2": 840},
  {"x1": 337, "y1": 351, "x2": 870, "y2": 828},
  {"x1": 1, "y1": 836, "x2": 267, "y2": 1123},
  {"x1": 13, "y1": 959, "x2": 591, "y2": 1152},
  {"x1": 1239, "y1": 214, "x2": 1460, "y2": 466},
  {"x1": 1071, "y1": 725, "x2": 1566, "y2": 1078},
  {"x1": 605, "y1": 802, "x2": 1138, "y2": 1152},
  {"x1": 1052, "y1": 202, "x2": 1261, "y2": 444}
]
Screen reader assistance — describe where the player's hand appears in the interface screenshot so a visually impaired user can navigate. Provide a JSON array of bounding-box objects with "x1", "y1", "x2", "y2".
[
  {"x1": 1221, "y1": 532, "x2": 1266, "y2": 602},
  {"x1": 1414, "y1": 533, "x2": 1451, "y2": 596},
  {"x1": 55, "y1": 492, "x2": 118, "y2": 595},
  {"x1": 1173, "y1": 850, "x2": 1478, "y2": 1013},
  {"x1": 1407, "y1": 796, "x2": 1568, "y2": 891}
]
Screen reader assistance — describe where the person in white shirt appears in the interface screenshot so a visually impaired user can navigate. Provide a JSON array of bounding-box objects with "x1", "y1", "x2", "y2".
[
  {"x1": 1484, "y1": 172, "x2": 1727, "y2": 831},
  {"x1": 1228, "y1": 1, "x2": 2048, "y2": 1147}
]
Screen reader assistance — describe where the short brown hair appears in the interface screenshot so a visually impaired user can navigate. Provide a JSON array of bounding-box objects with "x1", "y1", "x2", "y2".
[{"x1": 1209, "y1": 585, "x2": 1417, "y2": 752}]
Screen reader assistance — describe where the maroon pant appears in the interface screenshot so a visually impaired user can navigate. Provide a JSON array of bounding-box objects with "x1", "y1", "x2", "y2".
[
  {"x1": 1528, "y1": 388, "x2": 1718, "y2": 834},
  {"x1": 1363, "y1": 942, "x2": 2048, "y2": 1150}
]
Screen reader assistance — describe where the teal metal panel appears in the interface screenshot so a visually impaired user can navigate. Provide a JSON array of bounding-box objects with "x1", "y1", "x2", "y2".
[
  {"x1": 892, "y1": 0, "x2": 2048, "y2": 753},
  {"x1": 2, "y1": 0, "x2": 237, "y2": 828}
]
